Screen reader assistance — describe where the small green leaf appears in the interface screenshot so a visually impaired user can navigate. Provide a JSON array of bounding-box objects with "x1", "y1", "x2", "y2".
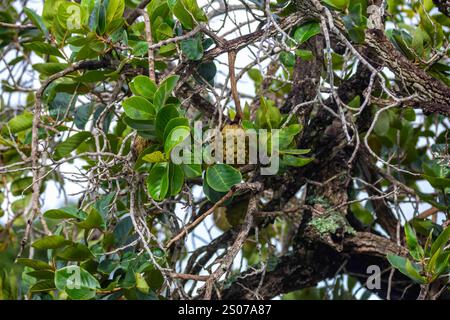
[
  {"x1": 155, "y1": 104, "x2": 179, "y2": 141},
  {"x1": 280, "y1": 52, "x2": 296, "y2": 67},
  {"x1": 142, "y1": 151, "x2": 167, "y2": 163},
  {"x1": 30, "y1": 279, "x2": 56, "y2": 292},
  {"x1": 32, "y1": 235, "x2": 71, "y2": 250},
  {"x1": 24, "y1": 42, "x2": 64, "y2": 58},
  {"x1": 135, "y1": 272, "x2": 150, "y2": 294},
  {"x1": 181, "y1": 35, "x2": 204, "y2": 60},
  {"x1": 146, "y1": 162, "x2": 169, "y2": 201},
  {"x1": 431, "y1": 226, "x2": 450, "y2": 256},
  {"x1": 387, "y1": 253, "x2": 408, "y2": 274},
  {"x1": 122, "y1": 96, "x2": 156, "y2": 120},
  {"x1": 322, "y1": 0, "x2": 349, "y2": 10},
  {"x1": 168, "y1": 163, "x2": 184, "y2": 196},
  {"x1": 24, "y1": 8, "x2": 49, "y2": 36},
  {"x1": 168, "y1": 0, "x2": 207, "y2": 30},
  {"x1": 182, "y1": 163, "x2": 202, "y2": 178},
  {"x1": 76, "y1": 209, "x2": 105, "y2": 230},
  {"x1": 54, "y1": 131, "x2": 92, "y2": 160},
  {"x1": 153, "y1": 75, "x2": 180, "y2": 109},
  {"x1": 295, "y1": 49, "x2": 314, "y2": 60},
  {"x1": 130, "y1": 75, "x2": 157, "y2": 100},
  {"x1": 405, "y1": 259, "x2": 426, "y2": 284},
  {"x1": 11, "y1": 177, "x2": 33, "y2": 196},
  {"x1": 57, "y1": 243, "x2": 94, "y2": 261},
  {"x1": 282, "y1": 155, "x2": 314, "y2": 167},
  {"x1": 55, "y1": 266, "x2": 100, "y2": 300},
  {"x1": 16, "y1": 258, "x2": 52, "y2": 271},
  {"x1": 280, "y1": 149, "x2": 311, "y2": 155},
  {"x1": 279, "y1": 124, "x2": 302, "y2": 149},
  {"x1": 387, "y1": 254, "x2": 426, "y2": 284},
  {"x1": 4, "y1": 112, "x2": 33, "y2": 134},
  {"x1": 404, "y1": 223, "x2": 424, "y2": 260},
  {"x1": 163, "y1": 117, "x2": 189, "y2": 142},
  {"x1": 294, "y1": 22, "x2": 321, "y2": 44},
  {"x1": 164, "y1": 126, "x2": 190, "y2": 156},
  {"x1": 44, "y1": 207, "x2": 87, "y2": 220},
  {"x1": 206, "y1": 164, "x2": 242, "y2": 192}
]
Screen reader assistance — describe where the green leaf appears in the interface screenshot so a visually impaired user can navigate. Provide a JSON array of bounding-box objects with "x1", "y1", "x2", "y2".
[
  {"x1": 57, "y1": 243, "x2": 94, "y2": 261},
  {"x1": 97, "y1": 1, "x2": 107, "y2": 34},
  {"x1": 279, "y1": 124, "x2": 302, "y2": 149},
  {"x1": 44, "y1": 207, "x2": 87, "y2": 220},
  {"x1": 280, "y1": 149, "x2": 311, "y2": 155},
  {"x1": 30, "y1": 279, "x2": 56, "y2": 292},
  {"x1": 130, "y1": 75, "x2": 157, "y2": 100},
  {"x1": 295, "y1": 49, "x2": 314, "y2": 61},
  {"x1": 74, "y1": 103, "x2": 94, "y2": 130},
  {"x1": 374, "y1": 110, "x2": 390, "y2": 136},
  {"x1": 342, "y1": 3, "x2": 367, "y2": 43},
  {"x1": 76, "y1": 209, "x2": 105, "y2": 230},
  {"x1": 32, "y1": 235, "x2": 71, "y2": 250},
  {"x1": 182, "y1": 163, "x2": 202, "y2": 178},
  {"x1": 54, "y1": 131, "x2": 92, "y2": 160},
  {"x1": 24, "y1": 8, "x2": 49, "y2": 36},
  {"x1": 155, "y1": 104, "x2": 179, "y2": 141},
  {"x1": 181, "y1": 35, "x2": 204, "y2": 60},
  {"x1": 106, "y1": 0, "x2": 125, "y2": 24},
  {"x1": 122, "y1": 96, "x2": 156, "y2": 120},
  {"x1": 153, "y1": 75, "x2": 180, "y2": 109},
  {"x1": 248, "y1": 68, "x2": 263, "y2": 83},
  {"x1": 16, "y1": 258, "x2": 52, "y2": 271},
  {"x1": 55, "y1": 266, "x2": 100, "y2": 300},
  {"x1": 322, "y1": 0, "x2": 349, "y2": 10},
  {"x1": 434, "y1": 251, "x2": 450, "y2": 277},
  {"x1": 350, "y1": 203, "x2": 374, "y2": 226},
  {"x1": 168, "y1": 0, "x2": 207, "y2": 30},
  {"x1": 387, "y1": 254, "x2": 426, "y2": 284},
  {"x1": 163, "y1": 117, "x2": 189, "y2": 142},
  {"x1": 142, "y1": 151, "x2": 167, "y2": 163},
  {"x1": 11, "y1": 177, "x2": 33, "y2": 196},
  {"x1": 206, "y1": 164, "x2": 242, "y2": 192},
  {"x1": 24, "y1": 42, "x2": 64, "y2": 58},
  {"x1": 203, "y1": 175, "x2": 230, "y2": 203},
  {"x1": 26, "y1": 270, "x2": 55, "y2": 280},
  {"x1": 404, "y1": 223, "x2": 424, "y2": 260},
  {"x1": 135, "y1": 272, "x2": 150, "y2": 294},
  {"x1": 4, "y1": 112, "x2": 33, "y2": 134},
  {"x1": 195, "y1": 61, "x2": 216, "y2": 85},
  {"x1": 431, "y1": 226, "x2": 450, "y2": 256},
  {"x1": 387, "y1": 253, "x2": 409, "y2": 275},
  {"x1": 89, "y1": 0, "x2": 101, "y2": 31},
  {"x1": 168, "y1": 163, "x2": 184, "y2": 196},
  {"x1": 146, "y1": 162, "x2": 169, "y2": 201},
  {"x1": 256, "y1": 98, "x2": 281, "y2": 129},
  {"x1": 294, "y1": 22, "x2": 321, "y2": 44},
  {"x1": 42, "y1": 0, "x2": 65, "y2": 28},
  {"x1": 280, "y1": 52, "x2": 296, "y2": 67},
  {"x1": 405, "y1": 259, "x2": 426, "y2": 284},
  {"x1": 33, "y1": 62, "x2": 69, "y2": 76},
  {"x1": 164, "y1": 126, "x2": 190, "y2": 156},
  {"x1": 123, "y1": 116, "x2": 155, "y2": 131},
  {"x1": 282, "y1": 155, "x2": 314, "y2": 167}
]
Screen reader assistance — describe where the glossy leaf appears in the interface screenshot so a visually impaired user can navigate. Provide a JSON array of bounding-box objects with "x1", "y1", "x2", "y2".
[
  {"x1": 55, "y1": 266, "x2": 100, "y2": 300},
  {"x1": 206, "y1": 164, "x2": 242, "y2": 192},
  {"x1": 122, "y1": 96, "x2": 156, "y2": 120},
  {"x1": 146, "y1": 162, "x2": 169, "y2": 201},
  {"x1": 54, "y1": 131, "x2": 92, "y2": 160}
]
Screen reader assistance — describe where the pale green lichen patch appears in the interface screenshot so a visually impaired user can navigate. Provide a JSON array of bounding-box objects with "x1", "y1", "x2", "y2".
[{"x1": 309, "y1": 213, "x2": 356, "y2": 236}]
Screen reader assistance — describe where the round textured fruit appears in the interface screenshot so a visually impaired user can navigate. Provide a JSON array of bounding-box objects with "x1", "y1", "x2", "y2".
[{"x1": 220, "y1": 124, "x2": 249, "y2": 166}]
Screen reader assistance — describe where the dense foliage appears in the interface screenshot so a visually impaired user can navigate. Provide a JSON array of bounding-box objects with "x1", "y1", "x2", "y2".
[{"x1": 0, "y1": 0, "x2": 449, "y2": 300}]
